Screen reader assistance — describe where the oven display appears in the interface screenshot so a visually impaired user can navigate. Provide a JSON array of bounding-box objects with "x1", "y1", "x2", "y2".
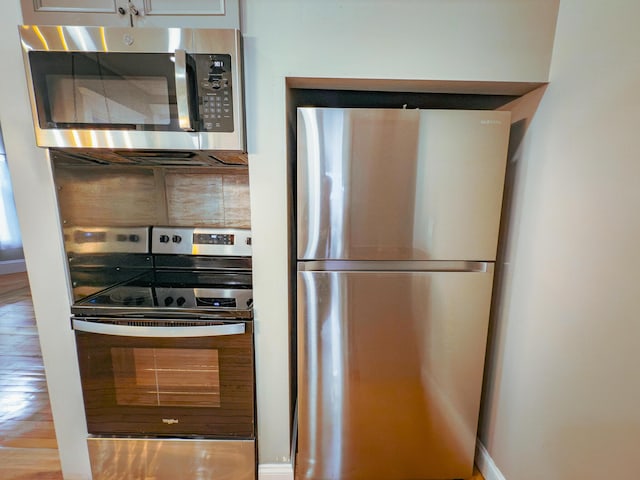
[
  {"x1": 74, "y1": 231, "x2": 106, "y2": 243},
  {"x1": 196, "y1": 297, "x2": 237, "y2": 308},
  {"x1": 194, "y1": 233, "x2": 235, "y2": 245}
]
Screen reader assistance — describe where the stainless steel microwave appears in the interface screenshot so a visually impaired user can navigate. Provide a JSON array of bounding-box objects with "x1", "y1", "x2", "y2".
[{"x1": 19, "y1": 26, "x2": 245, "y2": 158}]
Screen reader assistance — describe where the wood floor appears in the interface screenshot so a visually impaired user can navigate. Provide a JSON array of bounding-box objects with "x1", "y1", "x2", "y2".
[{"x1": 0, "y1": 272, "x2": 63, "y2": 480}]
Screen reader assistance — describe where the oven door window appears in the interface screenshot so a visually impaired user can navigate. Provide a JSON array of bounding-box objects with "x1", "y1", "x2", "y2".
[
  {"x1": 75, "y1": 327, "x2": 254, "y2": 438},
  {"x1": 28, "y1": 51, "x2": 190, "y2": 131},
  {"x1": 112, "y1": 347, "x2": 221, "y2": 407}
]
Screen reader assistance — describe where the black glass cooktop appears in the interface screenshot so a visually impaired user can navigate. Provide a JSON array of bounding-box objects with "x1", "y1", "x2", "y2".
[{"x1": 72, "y1": 270, "x2": 253, "y2": 319}]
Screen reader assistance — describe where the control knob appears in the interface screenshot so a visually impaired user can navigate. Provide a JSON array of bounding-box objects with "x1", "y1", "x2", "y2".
[
  {"x1": 159, "y1": 235, "x2": 170, "y2": 243},
  {"x1": 164, "y1": 296, "x2": 174, "y2": 306},
  {"x1": 176, "y1": 297, "x2": 186, "y2": 307}
]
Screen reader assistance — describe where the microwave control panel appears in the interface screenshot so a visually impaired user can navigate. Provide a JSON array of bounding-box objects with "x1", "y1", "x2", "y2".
[{"x1": 194, "y1": 54, "x2": 234, "y2": 133}]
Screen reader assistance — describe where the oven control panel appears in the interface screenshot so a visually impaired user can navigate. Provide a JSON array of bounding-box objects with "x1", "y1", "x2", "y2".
[
  {"x1": 152, "y1": 227, "x2": 252, "y2": 257},
  {"x1": 155, "y1": 287, "x2": 253, "y2": 310},
  {"x1": 63, "y1": 226, "x2": 150, "y2": 254}
]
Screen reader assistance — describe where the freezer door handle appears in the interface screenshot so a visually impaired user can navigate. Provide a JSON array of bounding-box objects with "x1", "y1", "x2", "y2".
[{"x1": 297, "y1": 260, "x2": 493, "y2": 273}]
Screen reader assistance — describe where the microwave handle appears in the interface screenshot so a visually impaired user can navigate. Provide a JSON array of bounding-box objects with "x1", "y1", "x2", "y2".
[
  {"x1": 174, "y1": 49, "x2": 194, "y2": 132},
  {"x1": 73, "y1": 319, "x2": 246, "y2": 338}
]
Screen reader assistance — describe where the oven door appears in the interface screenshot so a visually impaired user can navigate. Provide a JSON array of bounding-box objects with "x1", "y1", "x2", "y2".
[{"x1": 73, "y1": 318, "x2": 254, "y2": 438}]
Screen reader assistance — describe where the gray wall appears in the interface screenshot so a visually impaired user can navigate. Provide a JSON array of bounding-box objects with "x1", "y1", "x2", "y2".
[{"x1": 480, "y1": 0, "x2": 640, "y2": 478}]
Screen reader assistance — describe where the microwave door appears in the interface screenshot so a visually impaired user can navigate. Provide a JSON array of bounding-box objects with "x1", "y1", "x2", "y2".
[
  {"x1": 30, "y1": 52, "x2": 181, "y2": 129},
  {"x1": 24, "y1": 50, "x2": 200, "y2": 150}
]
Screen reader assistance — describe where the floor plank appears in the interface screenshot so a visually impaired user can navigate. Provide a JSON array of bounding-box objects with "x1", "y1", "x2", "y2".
[
  {"x1": 0, "y1": 447, "x2": 63, "y2": 480},
  {"x1": 0, "y1": 273, "x2": 63, "y2": 479},
  {"x1": 0, "y1": 273, "x2": 29, "y2": 294}
]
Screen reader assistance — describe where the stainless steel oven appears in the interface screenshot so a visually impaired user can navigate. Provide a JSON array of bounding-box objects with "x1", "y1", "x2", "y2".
[
  {"x1": 67, "y1": 226, "x2": 255, "y2": 480},
  {"x1": 74, "y1": 318, "x2": 254, "y2": 438},
  {"x1": 19, "y1": 26, "x2": 245, "y2": 161}
]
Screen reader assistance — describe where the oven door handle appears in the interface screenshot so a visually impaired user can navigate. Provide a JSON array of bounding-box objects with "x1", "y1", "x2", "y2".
[
  {"x1": 72, "y1": 319, "x2": 246, "y2": 338},
  {"x1": 175, "y1": 49, "x2": 194, "y2": 132}
]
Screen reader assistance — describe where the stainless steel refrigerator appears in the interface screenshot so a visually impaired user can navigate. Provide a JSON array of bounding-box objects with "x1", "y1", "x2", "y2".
[{"x1": 295, "y1": 107, "x2": 511, "y2": 480}]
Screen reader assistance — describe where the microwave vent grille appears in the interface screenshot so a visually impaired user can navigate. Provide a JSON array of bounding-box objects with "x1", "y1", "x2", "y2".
[
  {"x1": 50, "y1": 149, "x2": 248, "y2": 167},
  {"x1": 81, "y1": 318, "x2": 230, "y2": 328}
]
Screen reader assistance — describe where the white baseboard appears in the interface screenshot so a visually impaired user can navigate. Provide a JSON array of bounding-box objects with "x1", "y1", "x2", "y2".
[
  {"x1": 0, "y1": 259, "x2": 26, "y2": 275},
  {"x1": 476, "y1": 441, "x2": 507, "y2": 480},
  {"x1": 258, "y1": 463, "x2": 294, "y2": 480}
]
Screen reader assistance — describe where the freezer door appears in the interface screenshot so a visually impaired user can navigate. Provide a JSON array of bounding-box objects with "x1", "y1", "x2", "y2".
[
  {"x1": 297, "y1": 108, "x2": 510, "y2": 261},
  {"x1": 297, "y1": 268, "x2": 494, "y2": 480}
]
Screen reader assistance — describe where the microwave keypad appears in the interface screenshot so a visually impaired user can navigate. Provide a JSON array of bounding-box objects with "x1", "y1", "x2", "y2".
[{"x1": 195, "y1": 54, "x2": 234, "y2": 132}]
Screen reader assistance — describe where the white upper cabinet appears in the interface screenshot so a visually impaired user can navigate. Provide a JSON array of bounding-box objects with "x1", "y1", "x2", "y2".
[{"x1": 21, "y1": 0, "x2": 239, "y2": 28}]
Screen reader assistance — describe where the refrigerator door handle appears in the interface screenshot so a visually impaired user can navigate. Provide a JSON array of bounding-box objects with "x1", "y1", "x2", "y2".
[{"x1": 297, "y1": 260, "x2": 493, "y2": 273}]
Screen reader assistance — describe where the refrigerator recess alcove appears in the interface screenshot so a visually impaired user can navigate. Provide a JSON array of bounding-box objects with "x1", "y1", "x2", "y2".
[{"x1": 295, "y1": 107, "x2": 511, "y2": 480}]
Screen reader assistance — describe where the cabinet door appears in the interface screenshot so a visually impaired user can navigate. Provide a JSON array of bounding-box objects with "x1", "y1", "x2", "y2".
[
  {"x1": 134, "y1": 0, "x2": 239, "y2": 28},
  {"x1": 22, "y1": 0, "x2": 130, "y2": 26},
  {"x1": 143, "y1": 0, "x2": 225, "y2": 16},
  {"x1": 21, "y1": 0, "x2": 239, "y2": 29},
  {"x1": 31, "y1": 0, "x2": 117, "y2": 11}
]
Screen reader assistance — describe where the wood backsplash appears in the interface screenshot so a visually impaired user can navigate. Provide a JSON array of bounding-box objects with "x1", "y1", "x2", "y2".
[{"x1": 54, "y1": 165, "x2": 251, "y2": 229}]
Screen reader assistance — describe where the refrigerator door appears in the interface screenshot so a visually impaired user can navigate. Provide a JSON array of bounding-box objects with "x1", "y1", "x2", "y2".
[
  {"x1": 297, "y1": 108, "x2": 510, "y2": 261},
  {"x1": 297, "y1": 266, "x2": 495, "y2": 480}
]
